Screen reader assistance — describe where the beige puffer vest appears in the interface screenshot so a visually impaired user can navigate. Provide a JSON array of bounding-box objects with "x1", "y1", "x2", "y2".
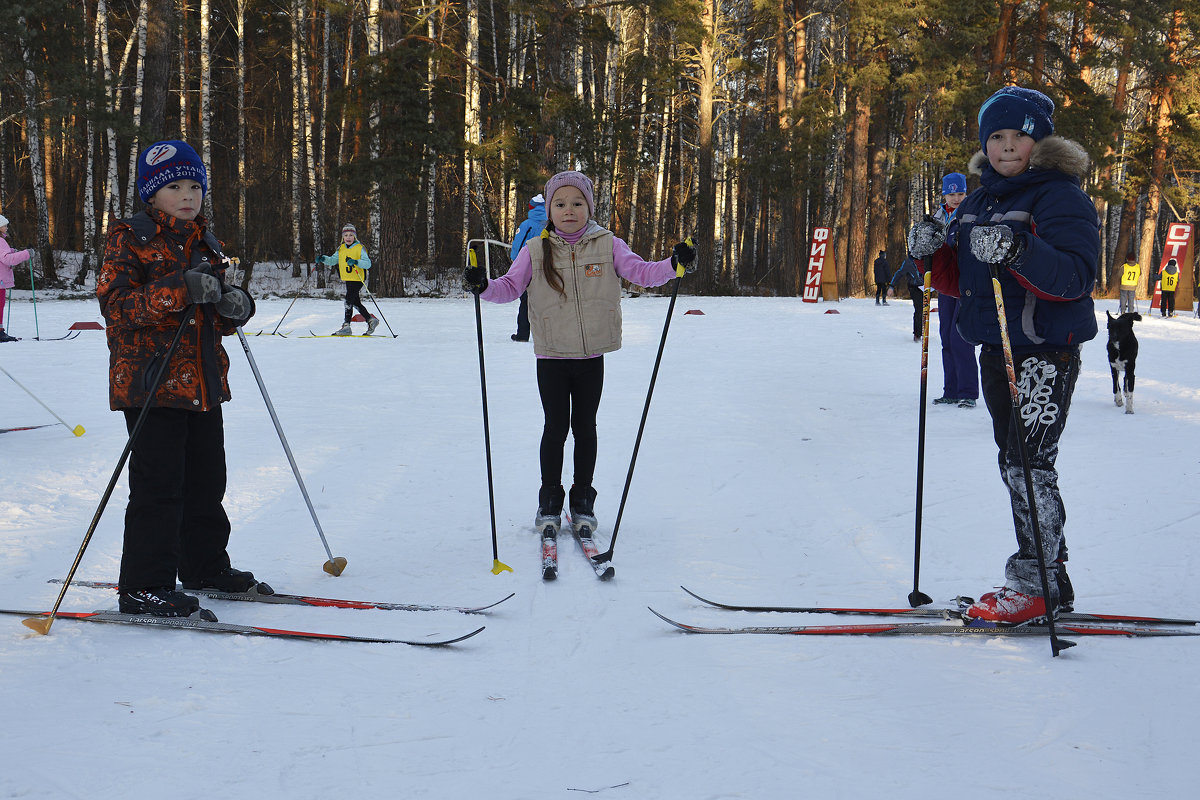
[{"x1": 527, "y1": 226, "x2": 622, "y2": 357}]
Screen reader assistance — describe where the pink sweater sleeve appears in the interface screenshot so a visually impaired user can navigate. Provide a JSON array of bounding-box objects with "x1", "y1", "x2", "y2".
[
  {"x1": 0, "y1": 238, "x2": 31, "y2": 268},
  {"x1": 480, "y1": 234, "x2": 676, "y2": 303},
  {"x1": 479, "y1": 247, "x2": 532, "y2": 304},
  {"x1": 612, "y1": 237, "x2": 676, "y2": 287}
]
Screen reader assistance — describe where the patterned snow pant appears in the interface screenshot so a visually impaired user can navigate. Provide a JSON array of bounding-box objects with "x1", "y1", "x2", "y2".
[{"x1": 979, "y1": 347, "x2": 1080, "y2": 601}]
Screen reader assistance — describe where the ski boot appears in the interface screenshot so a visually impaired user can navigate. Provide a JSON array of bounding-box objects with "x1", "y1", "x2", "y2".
[
  {"x1": 332, "y1": 322, "x2": 353, "y2": 336},
  {"x1": 365, "y1": 316, "x2": 380, "y2": 335},
  {"x1": 183, "y1": 566, "x2": 274, "y2": 596},
  {"x1": 568, "y1": 484, "x2": 598, "y2": 533},
  {"x1": 118, "y1": 587, "x2": 215, "y2": 620}
]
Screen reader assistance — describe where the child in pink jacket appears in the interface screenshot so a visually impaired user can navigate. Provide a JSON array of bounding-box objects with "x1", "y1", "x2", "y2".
[{"x1": 0, "y1": 214, "x2": 32, "y2": 342}]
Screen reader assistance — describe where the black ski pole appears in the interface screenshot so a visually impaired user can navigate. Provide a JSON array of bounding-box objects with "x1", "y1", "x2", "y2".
[
  {"x1": 988, "y1": 263, "x2": 1075, "y2": 656},
  {"x1": 908, "y1": 270, "x2": 934, "y2": 607},
  {"x1": 469, "y1": 245, "x2": 511, "y2": 575},
  {"x1": 24, "y1": 307, "x2": 196, "y2": 635},
  {"x1": 593, "y1": 238, "x2": 692, "y2": 566},
  {"x1": 269, "y1": 265, "x2": 315, "y2": 335},
  {"x1": 234, "y1": 328, "x2": 348, "y2": 576},
  {"x1": 362, "y1": 282, "x2": 397, "y2": 338}
]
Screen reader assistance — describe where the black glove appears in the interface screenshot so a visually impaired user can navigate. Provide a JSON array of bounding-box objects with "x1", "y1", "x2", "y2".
[
  {"x1": 215, "y1": 287, "x2": 253, "y2": 325},
  {"x1": 969, "y1": 224, "x2": 1025, "y2": 266},
  {"x1": 671, "y1": 240, "x2": 696, "y2": 274},
  {"x1": 907, "y1": 216, "x2": 947, "y2": 259},
  {"x1": 463, "y1": 265, "x2": 488, "y2": 295},
  {"x1": 184, "y1": 268, "x2": 222, "y2": 304}
]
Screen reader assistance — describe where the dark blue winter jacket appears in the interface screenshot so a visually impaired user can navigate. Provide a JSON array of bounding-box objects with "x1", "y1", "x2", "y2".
[
  {"x1": 509, "y1": 203, "x2": 548, "y2": 261},
  {"x1": 933, "y1": 137, "x2": 1099, "y2": 353}
]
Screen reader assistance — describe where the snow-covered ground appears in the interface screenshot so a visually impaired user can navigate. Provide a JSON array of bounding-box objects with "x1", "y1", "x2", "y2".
[{"x1": 1, "y1": 279, "x2": 1198, "y2": 798}]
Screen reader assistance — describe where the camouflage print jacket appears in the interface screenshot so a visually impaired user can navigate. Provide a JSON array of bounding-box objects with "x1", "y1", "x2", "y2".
[{"x1": 97, "y1": 208, "x2": 253, "y2": 411}]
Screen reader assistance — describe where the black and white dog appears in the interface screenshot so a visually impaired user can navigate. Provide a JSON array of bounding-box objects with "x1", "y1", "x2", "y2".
[{"x1": 1106, "y1": 310, "x2": 1140, "y2": 414}]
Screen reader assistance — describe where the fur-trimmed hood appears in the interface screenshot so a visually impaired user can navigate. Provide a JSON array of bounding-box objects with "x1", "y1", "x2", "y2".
[{"x1": 969, "y1": 136, "x2": 1089, "y2": 180}]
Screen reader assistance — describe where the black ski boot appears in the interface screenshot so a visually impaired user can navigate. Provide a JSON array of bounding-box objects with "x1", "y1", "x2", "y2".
[
  {"x1": 536, "y1": 484, "x2": 565, "y2": 530},
  {"x1": 118, "y1": 587, "x2": 210, "y2": 618},
  {"x1": 1055, "y1": 546, "x2": 1074, "y2": 613},
  {"x1": 569, "y1": 484, "x2": 598, "y2": 532},
  {"x1": 183, "y1": 566, "x2": 273, "y2": 596}
]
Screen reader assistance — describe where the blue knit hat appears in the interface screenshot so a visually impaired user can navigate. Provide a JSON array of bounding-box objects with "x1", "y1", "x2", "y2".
[
  {"x1": 977, "y1": 87, "x2": 1055, "y2": 150},
  {"x1": 941, "y1": 172, "x2": 967, "y2": 195},
  {"x1": 137, "y1": 140, "x2": 208, "y2": 203}
]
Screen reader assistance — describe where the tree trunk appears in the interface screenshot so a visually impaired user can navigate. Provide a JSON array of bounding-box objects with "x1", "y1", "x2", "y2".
[
  {"x1": 845, "y1": 85, "x2": 870, "y2": 297},
  {"x1": 142, "y1": 0, "x2": 172, "y2": 140},
  {"x1": 20, "y1": 17, "x2": 57, "y2": 284},
  {"x1": 200, "y1": 0, "x2": 213, "y2": 220},
  {"x1": 1138, "y1": 9, "x2": 1182, "y2": 272},
  {"x1": 695, "y1": 0, "x2": 718, "y2": 292},
  {"x1": 290, "y1": 0, "x2": 304, "y2": 277}
]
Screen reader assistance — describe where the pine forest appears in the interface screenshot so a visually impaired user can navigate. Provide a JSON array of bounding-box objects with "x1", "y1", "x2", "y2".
[{"x1": 0, "y1": 0, "x2": 1197, "y2": 297}]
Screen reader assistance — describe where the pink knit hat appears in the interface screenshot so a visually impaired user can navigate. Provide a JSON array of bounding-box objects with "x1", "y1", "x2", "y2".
[{"x1": 544, "y1": 171, "x2": 595, "y2": 217}]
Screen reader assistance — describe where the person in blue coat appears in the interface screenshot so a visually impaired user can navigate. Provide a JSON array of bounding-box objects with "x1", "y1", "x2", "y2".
[
  {"x1": 909, "y1": 86, "x2": 1099, "y2": 625},
  {"x1": 509, "y1": 194, "x2": 547, "y2": 341},
  {"x1": 931, "y1": 171, "x2": 979, "y2": 408}
]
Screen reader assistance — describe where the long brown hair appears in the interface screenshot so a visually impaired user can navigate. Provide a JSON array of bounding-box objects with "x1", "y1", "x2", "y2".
[{"x1": 541, "y1": 221, "x2": 565, "y2": 296}]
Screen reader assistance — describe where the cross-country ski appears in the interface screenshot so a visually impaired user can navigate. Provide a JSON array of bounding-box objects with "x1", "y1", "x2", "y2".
[
  {"x1": 49, "y1": 579, "x2": 515, "y2": 614},
  {"x1": 1, "y1": 608, "x2": 484, "y2": 645}
]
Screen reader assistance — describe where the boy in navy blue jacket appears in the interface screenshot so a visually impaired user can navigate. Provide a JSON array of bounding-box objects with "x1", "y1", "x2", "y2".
[{"x1": 908, "y1": 87, "x2": 1099, "y2": 624}]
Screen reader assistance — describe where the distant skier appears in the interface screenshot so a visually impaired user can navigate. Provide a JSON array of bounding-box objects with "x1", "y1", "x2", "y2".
[
  {"x1": 509, "y1": 193, "x2": 547, "y2": 341},
  {"x1": 320, "y1": 223, "x2": 379, "y2": 335},
  {"x1": 0, "y1": 213, "x2": 31, "y2": 343}
]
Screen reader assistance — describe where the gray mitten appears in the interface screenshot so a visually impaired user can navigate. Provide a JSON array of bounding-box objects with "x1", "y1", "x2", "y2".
[
  {"x1": 907, "y1": 216, "x2": 947, "y2": 259},
  {"x1": 969, "y1": 224, "x2": 1024, "y2": 266},
  {"x1": 184, "y1": 269, "x2": 222, "y2": 304},
  {"x1": 215, "y1": 287, "x2": 252, "y2": 325}
]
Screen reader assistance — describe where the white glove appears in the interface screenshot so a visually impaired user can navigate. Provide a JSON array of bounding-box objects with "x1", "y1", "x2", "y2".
[
  {"x1": 969, "y1": 224, "x2": 1024, "y2": 266},
  {"x1": 907, "y1": 217, "x2": 946, "y2": 259}
]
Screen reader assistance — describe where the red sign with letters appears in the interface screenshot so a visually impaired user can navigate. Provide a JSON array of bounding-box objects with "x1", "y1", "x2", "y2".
[{"x1": 803, "y1": 227, "x2": 832, "y2": 303}]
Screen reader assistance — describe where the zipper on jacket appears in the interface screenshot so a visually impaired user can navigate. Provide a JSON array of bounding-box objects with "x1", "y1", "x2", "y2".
[{"x1": 570, "y1": 245, "x2": 588, "y2": 354}]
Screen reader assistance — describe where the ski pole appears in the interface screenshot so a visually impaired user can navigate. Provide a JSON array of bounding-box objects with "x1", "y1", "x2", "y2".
[
  {"x1": 24, "y1": 307, "x2": 195, "y2": 635},
  {"x1": 234, "y1": 328, "x2": 347, "y2": 576},
  {"x1": 908, "y1": 270, "x2": 933, "y2": 607},
  {"x1": 362, "y1": 282, "x2": 397, "y2": 338},
  {"x1": 593, "y1": 238, "x2": 692, "y2": 566},
  {"x1": 29, "y1": 260, "x2": 40, "y2": 340},
  {"x1": 469, "y1": 245, "x2": 511, "y2": 575},
  {"x1": 269, "y1": 264, "x2": 315, "y2": 335},
  {"x1": 0, "y1": 363, "x2": 85, "y2": 436},
  {"x1": 989, "y1": 263, "x2": 1075, "y2": 657}
]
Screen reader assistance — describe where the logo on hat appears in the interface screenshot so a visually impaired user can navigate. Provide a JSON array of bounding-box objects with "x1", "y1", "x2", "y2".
[
  {"x1": 146, "y1": 143, "x2": 178, "y2": 166},
  {"x1": 1021, "y1": 115, "x2": 1036, "y2": 135}
]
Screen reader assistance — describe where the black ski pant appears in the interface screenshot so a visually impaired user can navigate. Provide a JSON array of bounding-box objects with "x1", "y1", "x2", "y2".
[
  {"x1": 908, "y1": 285, "x2": 922, "y2": 337},
  {"x1": 1161, "y1": 290, "x2": 1175, "y2": 317},
  {"x1": 118, "y1": 406, "x2": 233, "y2": 591},
  {"x1": 536, "y1": 356, "x2": 603, "y2": 491},
  {"x1": 979, "y1": 347, "x2": 1080, "y2": 600},
  {"x1": 515, "y1": 292, "x2": 530, "y2": 338},
  {"x1": 344, "y1": 281, "x2": 371, "y2": 323}
]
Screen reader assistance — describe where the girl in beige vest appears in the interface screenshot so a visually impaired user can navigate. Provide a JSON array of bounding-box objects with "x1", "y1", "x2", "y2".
[{"x1": 464, "y1": 171, "x2": 694, "y2": 534}]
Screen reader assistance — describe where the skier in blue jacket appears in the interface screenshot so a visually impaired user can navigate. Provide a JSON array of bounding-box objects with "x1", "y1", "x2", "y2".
[
  {"x1": 509, "y1": 194, "x2": 547, "y2": 341},
  {"x1": 909, "y1": 86, "x2": 1099, "y2": 625}
]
